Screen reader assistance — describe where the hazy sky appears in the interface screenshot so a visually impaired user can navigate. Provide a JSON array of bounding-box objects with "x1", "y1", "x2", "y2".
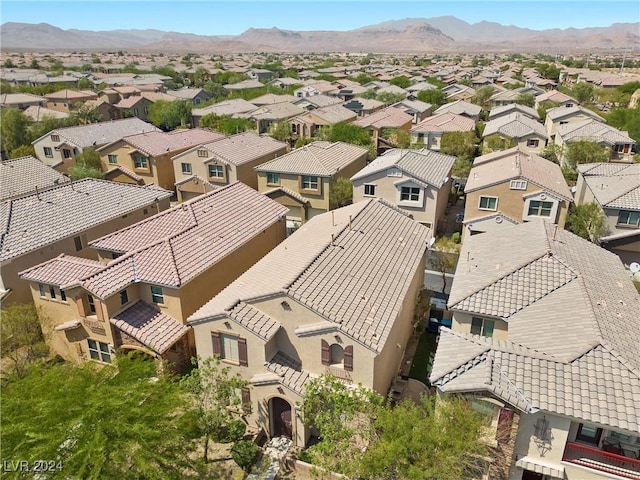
[{"x1": 2, "y1": 1, "x2": 638, "y2": 35}]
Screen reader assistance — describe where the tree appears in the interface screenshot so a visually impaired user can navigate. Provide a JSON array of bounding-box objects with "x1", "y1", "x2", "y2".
[
  {"x1": 68, "y1": 147, "x2": 104, "y2": 180},
  {"x1": 389, "y1": 75, "x2": 411, "y2": 89},
  {"x1": 482, "y1": 134, "x2": 516, "y2": 154},
  {"x1": 148, "y1": 99, "x2": 192, "y2": 131},
  {"x1": 203, "y1": 81, "x2": 227, "y2": 100},
  {"x1": 381, "y1": 128, "x2": 411, "y2": 148},
  {"x1": 329, "y1": 177, "x2": 353, "y2": 209},
  {"x1": 230, "y1": 440, "x2": 259, "y2": 472},
  {"x1": 572, "y1": 82, "x2": 595, "y2": 104},
  {"x1": 515, "y1": 93, "x2": 535, "y2": 108},
  {"x1": 70, "y1": 102, "x2": 102, "y2": 124},
  {"x1": 76, "y1": 77, "x2": 94, "y2": 90},
  {"x1": 200, "y1": 113, "x2": 253, "y2": 136},
  {"x1": 359, "y1": 396, "x2": 489, "y2": 480},
  {"x1": 471, "y1": 85, "x2": 495, "y2": 110},
  {"x1": 0, "y1": 304, "x2": 49, "y2": 379},
  {"x1": 564, "y1": 140, "x2": 610, "y2": 169},
  {"x1": 566, "y1": 202, "x2": 607, "y2": 243},
  {"x1": 181, "y1": 357, "x2": 250, "y2": 463},
  {"x1": 322, "y1": 123, "x2": 372, "y2": 147},
  {"x1": 1, "y1": 353, "x2": 199, "y2": 479},
  {"x1": 540, "y1": 143, "x2": 564, "y2": 164},
  {"x1": 451, "y1": 156, "x2": 473, "y2": 178},
  {"x1": 376, "y1": 91, "x2": 406, "y2": 106},
  {"x1": 428, "y1": 236, "x2": 461, "y2": 294},
  {"x1": 268, "y1": 121, "x2": 295, "y2": 144},
  {"x1": 8, "y1": 144, "x2": 36, "y2": 159},
  {"x1": 606, "y1": 108, "x2": 640, "y2": 143},
  {"x1": 440, "y1": 131, "x2": 479, "y2": 159},
  {"x1": 0, "y1": 108, "x2": 33, "y2": 153},
  {"x1": 417, "y1": 89, "x2": 447, "y2": 108}
]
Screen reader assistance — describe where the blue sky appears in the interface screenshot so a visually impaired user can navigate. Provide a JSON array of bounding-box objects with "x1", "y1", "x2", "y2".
[{"x1": 2, "y1": 1, "x2": 637, "y2": 35}]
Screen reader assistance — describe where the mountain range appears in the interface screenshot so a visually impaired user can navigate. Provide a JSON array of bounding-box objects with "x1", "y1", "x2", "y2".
[{"x1": 1, "y1": 17, "x2": 638, "y2": 53}]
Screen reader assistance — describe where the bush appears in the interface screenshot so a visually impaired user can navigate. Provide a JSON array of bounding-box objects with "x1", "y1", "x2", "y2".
[
  {"x1": 451, "y1": 232, "x2": 461, "y2": 244},
  {"x1": 231, "y1": 440, "x2": 259, "y2": 472},
  {"x1": 211, "y1": 418, "x2": 247, "y2": 443}
]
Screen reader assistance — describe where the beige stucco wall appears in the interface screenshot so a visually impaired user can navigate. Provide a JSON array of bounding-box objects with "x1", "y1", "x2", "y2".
[
  {"x1": 545, "y1": 112, "x2": 596, "y2": 139},
  {"x1": 258, "y1": 173, "x2": 330, "y2": 213},
  {"x1": 33, "y1": 135, "x2": 78, "y2": 171},
  {"x1": 451, "y1": 311, "x2": 509, "y2": 341}
]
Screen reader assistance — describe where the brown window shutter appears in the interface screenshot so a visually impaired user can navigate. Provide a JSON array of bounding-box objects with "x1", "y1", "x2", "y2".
[
  {"x1": 238, "y1": 337, "x2": 248, "y2": 366},
  {"x1": 496, "y1": 407, "x2": 514, "y2": 443},
  {"x1": 76, "y1": 296, "x2": 86, "y2": 316},
  {"x1": 211, "y1": 332, "x2": 221, "y2": 357},
  {"x1": 241, "y1": 387, "x2": 251, "y2": 414},
  {"x1": 344, "y1": 345, "x2": 354, "y2": 371},
  {"x1": 94, "y1": 299, "x2": 104, "y2": 322},
  {"x1": 321, "y1": 339, "x2": 330, "y2": 365}
]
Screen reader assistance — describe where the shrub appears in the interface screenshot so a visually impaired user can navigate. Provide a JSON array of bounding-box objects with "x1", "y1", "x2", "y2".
[{"x1": 231, "y1": 440, "x2": 259, "y2": 472}]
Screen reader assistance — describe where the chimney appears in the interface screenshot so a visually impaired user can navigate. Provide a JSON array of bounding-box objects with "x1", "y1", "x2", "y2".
[
  {"x1": 553, "y1": 224, "x2": 558, "y2": 241},
  {"x1": 349, "y1": 215, "x2": 352, "y2": 231},
  {"x1": 35, "y1": 185, "x2": 41, "y2": 201},
  {"x1": 331, "y1": 233, "x2": 335, "y2": 246}
]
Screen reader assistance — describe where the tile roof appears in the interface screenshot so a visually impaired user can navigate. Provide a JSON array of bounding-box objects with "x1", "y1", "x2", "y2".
[
  {"x1": 80, "y1": 182, "x2": 288, "y2": 298},
  {"x1": 19, "y1": 254, "x2": 104, "y2": 287},
  {"x1": 296, "y1": 104, "x2": 357, "y2": 125},
  {"x1": 352, "y1": 106, "x2": 413, "y2": 130},
  {"x1": 111, "y1": 300, "x2": 189, "y2": 354},
  {"x1": 31, "y1": 117, "x2": 160, "y2": 149},
  {"x1": 44, "y1": 89, "x2": 96, "y2": 100},
  {"x1": 350, "y1": 148, "x2": 455, "y2": 188},
  {"x1": 250, "y1": 93, "x2": 297, "y2": 105},
  {"x1": 111, "y1": 128, "x2": 225, "y2": 157},
  {"x1": 411, "y1": 111, "x2": 476, "y2": 133},
  {"x1": 434, "y1": 100, "x2": 481, "y2": 117},
  {"x1": 189, "y1": 199, "x2": 431, "y2": 354},
  {"x1": 0, "y1": 179, "x2": 172, "y2": 263},
  {"x1": 0, "y1": 156, "x2": 66, "y2": 201},
  {"x1": 391, "y1": 98, "x2": 432, "y2": 114},
  {"x1": 488, "y1": 103, "x2": 539, "y2": 121},
  {"x1": 293, "y1": 94, "x2": 343, "y2": 109},
  {"x1": 556, "y1": 119, "x2": 635, "y2": 145},
  {"x1": 545, "y1": 105, "x2": 604, "y2": 123},
  {"x1": 246, "y1": 102, "x2": 305, "y2": 121},
  {"x1": 482, "y1": 112, "x2": 547, "y2": 139},
  {"x1": 166, "y1": 88, "x2": 208, "y2": 100},
  {"x1": 263, "y1": 187, "x2": 310, "y2": 205},
  {"x1": 255, "y1": 141, "x2": 367, "y2": 176},
  {"x1": 465, "y1": 147, "x2": 572, "y2": 201},
  {"x1": 224, "y1": 79, "x2": 264, "y2": 90},
  {"x1": 23, "y1": 105, "x2": 69, "y2": 121},
  {"x1": 114, "y1": 96, "x2": 150, "y2": 109},
  {"x1": 536, "y1": 90, "x2": 576, "y2": 104},
  {"x1": 264, "y1": 351, "x2": 311, "y2": 395},
  {"x1": 583, "y1": 175, "x2": 640, "y2": 210},
  {"x1": 192, "y1": 98, "x2": 257, "y2": 117}
]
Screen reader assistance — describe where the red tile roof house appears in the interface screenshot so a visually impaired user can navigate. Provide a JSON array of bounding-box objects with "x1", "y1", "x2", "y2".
[
  {"x1": 97, "y1": 128, "x2": 225, "y2": 192},
  {"x1": 352, "y1": 106, "x2": 414, "y2": 154},
  {"x1": 19, "y1": 182, "x2": 288, "y2": 370},
  {"x1": 1, "y1": 179, "x2": 172, "y2": 306}
]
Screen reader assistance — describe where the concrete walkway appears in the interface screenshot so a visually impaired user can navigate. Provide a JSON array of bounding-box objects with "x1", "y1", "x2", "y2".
[{"x1": 245, "y1": 437, "x2": 292, "y2": 480}]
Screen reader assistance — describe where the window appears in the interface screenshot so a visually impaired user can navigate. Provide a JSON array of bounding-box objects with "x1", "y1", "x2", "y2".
[
  {"x1": 87, "y1": 294, "x2": 96, "y2": 314},
  {"x1": 87, "y1": 339, "x2": 111, "y2": 363},
  {"x1": 211, "y1": 332, "x2": 247, "y2": 366},
  {"x1": 330, "y1": 344, "x2": 344, "y2": 365},
  {"x1": 62, "y1": 149, "x2": 72, "y2": 159},
  {"x1": 151, "y1": 286, "x2": 164, "y2": 304},
  {"x1": 471, "y1": 317, "x2": 495, "y2": 338},
  {"x1": 208, "y1": 164, "x2": 224, "y2": 178},
  {"x1": 60, "y1": 290, "x2": 67, "y2": 302},
  {"x1": 267, "y1": 173, "x2": 280, "y2": 185},
  {"x1": 301, "y1": 175, "x2": 318, "y2": 190},
  {"x1": 479, "y1": 196, "x2": 498, "y2": 211},
  {"x1": 133, "y1": 155, "x2": 148, "y2": 169},
  {"x1": 43, "y1": 147, "x2": 53, "y2": 158},
  {"x1": 51, "y1": 134, "x2": 60, "y2": 142},
  {"x1": 400, "y1": 186, "x2": 420, "y2": 202},
  {"x1": 387, "y1": 168, "x2": 402, "y2": 177},
  {"x1": 49, "y1": 286, "x2": 57, "y2": 300},
  {"x1": 108, "y1": 154, "x2": 118, "y2": 164},
  {"x1": 526, "y1": 139, "x2": 540, "y2": 147},
  {"x1": 528, "y1": 200, "x2": 554, "y2": 217},
  {"x1": 364, "y1": 184, "x2": 376, "y2": 196},
  {"x1": 509, "y1": 180, "x2": 527, "y2": 190},
  {"x1": 38, "y1": 284, "x2": 46, "y2": 297},
  {"x1": 618, "y1": 210, "x2": 640, "y2": 227},
  {"x1": 119, "y1": 289, "x2": 129, "y2": 306},
  {"x1": 181, "y1": 162, "x2": 192, "y2": 174},
  {"x1": 73, "y1": 235, "x2": 84, "y2": 252},
  {"x1": 576, "y1": 423, "x2": 602, "y2": 445},
  {"x1": 197, "y1": 149, "x2": 208, "y2": 158},
  {"x1": 221, "y1": 333, "x2": 239, "y2": 362},
  {"x1": 614, "y1": 144, "x2": 625, "y2": 153}
]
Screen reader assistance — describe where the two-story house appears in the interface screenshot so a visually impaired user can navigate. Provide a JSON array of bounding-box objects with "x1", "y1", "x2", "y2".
[
  {"x1": 554, "y1": 119, "x2": 636, "y2": 164},
  {"x1": 188, "y1": 199, "x2": 432, "y2": 446},
  {"x1": 434, "y1": 100, "x2": 482, "y2": 122},
  {"x1": 289, "y1": 104, "x2": 357, "y2": 140},
  {"x1": 575, "y1": 162, "x2": 640, "y2": 266},
  {"x1": 482, "y1": 113, "x2": 548, "y2": 154},
  {"x1": 1, "y1": 179, "x2": 172, "y2": 305},
  {"x1": 411, "y1": 111, "x2": 476, "y2": 151},
  {"x1": 97, "y1": 128, "x2": 224, "y2": 191},
  {"x1": 18, "y1": 182, "x2": 288, "y2": 369},
  {"x1": 390, "y1": 99, "x2": 433, "y2": 125},
  {"x1": 534, "y1": 89, "x2": 578, "y2": 110},
  {"x1": 351, "y1": 148, "x2": 455, "y2": 232},
  {"x1": 255, "y1": 141, "x2": 368, "y2": 231},
  {"x1": 172, "y1": 132, "x2": 288, "y2": 200},
  {"x1": 544, "y1": 106, "x2": 604, "y2": 142},
  {"x1": 191, "y1": 99, "x2": 257, "y2": 128},
  {"x1": 246, "y1": 102, "x2": 305, "y2": 134},
  {"x1": 352, "y1": 106, "x2": 413, "y2": 153},
  {"x1": 31, "y1": 117, "x2": 160, "y2": 171},
  {"x1": 463, "y1": 147, "x2": 572, "y2": 238},
  {"x1": 429, "y1": 221, "x2": 640, "y2": 480},
  {"x1": 44, "y1": 89, "x2": 98, "y2": 113}
]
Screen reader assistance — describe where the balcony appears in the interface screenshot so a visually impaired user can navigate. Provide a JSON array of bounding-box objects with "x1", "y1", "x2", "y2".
[{"x1": 563, "y1": 442, "x2": 640, "y2": 479}]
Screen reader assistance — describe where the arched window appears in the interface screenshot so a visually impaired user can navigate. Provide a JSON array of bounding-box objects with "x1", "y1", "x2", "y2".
[{"x1": 330, "y1": 344, "x2": 344, "y2": 365}]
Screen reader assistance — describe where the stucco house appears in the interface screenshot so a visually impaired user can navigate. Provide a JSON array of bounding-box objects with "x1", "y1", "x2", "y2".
[
  {"x1": 482, "y1": 113, "x2": 548, "y2": 154},
  {"x1": 0, "y1": 155, "x2": 66, "y2": 201},
  {"x1": 463, "y1": 147, "x2": 572, "y2": 237},
  {"x1": 429, "y1": 220, "x2": 640, "y2": 480},
  {"x1": 410, "y1": 111, "x2": 476, "y2": 151},
  {"x1": 351, "y1": 148, "x2": 455, "y2": 232},
  {"x1": 544, "y1": 105, "x2": 604, "y2": 141},
  {"x1": 255, "y1": 141, "x2": 368, "y2": 231},
  {"x1": 44, "y1": 89, "x2": 98, "y2": 112},
  {"x1": 554, "y1": 119, "x2": 636, "y2": 163},
  {"x1": 290, "y1": 104, "x2": 357, "y2": 140},
  {"x1": 188, "y1": 199, "x2": 431, "y2": 446},
  {"x1": 434, "y1": 99, "x2": 482, "y2": 122},
  {"x1": 1, "y1": 179, "x2": 172, "y2": 305},
  {"x1": 19, "y1": 182, "x2": 288, "y2": 369},
  {"x1": 352, "y1": 106, "x2": 413, "y2": 152}
]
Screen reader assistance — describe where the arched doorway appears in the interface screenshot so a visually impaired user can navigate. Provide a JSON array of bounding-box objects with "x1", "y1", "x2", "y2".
[{"x1": 270, "y1": 396, "x2": 293, "y2": 439}]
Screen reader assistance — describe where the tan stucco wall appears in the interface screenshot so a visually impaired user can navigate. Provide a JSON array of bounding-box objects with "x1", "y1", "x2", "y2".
[
  {"x1": 451, "y1": 311, "x2": 509, "y2": 341},
  {"x1": 258, "y1": 173, "x2": 329, "y2": 213},
  {"x1": 33, "y1": 136, "x2": 79, "y2": 171}
]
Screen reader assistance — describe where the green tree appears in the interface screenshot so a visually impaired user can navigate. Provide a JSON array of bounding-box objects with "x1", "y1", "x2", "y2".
[
  {"x1": 471, "y1": 85, "x2": 495, "y2": 110},
  {"x1": 482, "y1": 134, "x2": 516, "y2": 154},
  {"x1": 566, "y1": 202, "x2": 607, "y2": 243},
  {"x1": 417, "y1": 89, "x2": 447, "y2": 108},
  {"x1": 0, "y1": 304, "x2": 48, "y2": 379},
  {"x1": 0, "y1": 108, "x2": 33, "y2": 153},
  {"x1": 71, "y1": 102, "x2": 102, "y2": 124},
  {"x1": 8, "y1": 144, "x2": 36, "y2": 159},
  {"x1": 606, "y1": 108, "x2": 640, "y2": 143},
  {"x1": 268, "y1": 121, "x2": 295, "y2": 144},
  {"x1": 323, "y1": 123, "x2": 372, "y2": 147},
  {"x1": 381, "y1": 128, "x2": 411, "y2": 148},
  {"x1": 68, "y1": 147, "x2": 104, "y2": 180},
  {"x1": 540, "y1": 143, "x2": 564, "y2": 164},
  {"x1": 515, "y1": 93, "x2": 535, "y2": 108},
  {"x1": 440, "y1": 131, "x2": 479, "y2": 159},
  {"x1": 1, "y1": 353, "x2": 199, "y2": 479},
  {"x1": 572, "y1": 82, "x2": 595, "y2": 104},
  {"x1": 230, "y1": 440, "x2": 259, "y2": 472},
  {"x1": 376, "y1": 91, "x2": 406, "y2": 106},
  {"x1": 451, "y1": 156, "x2": 473, "y2": 178},
  {"x1": 28, "y1": 115, "x2": 77, "y2": 144},
  {"x1": 76, "y1": 77, "x2": 94, "y2": 90},
  {"x1": 148, "y1": 99, "x2": 192, "y2": 130},
  {"x1": 564, "y1": 140, "x2": 610, "y2": 169},
  {"x1": 428, "y1": 236, "x2": 461, "y2": 294},
  {"x1": 389, "y1": 75, "x2": 411, "y2": 89},
  {"x1": 329, "y1": 177, "x2": 353, "y2": 209},
  {"x1": 200, "y1": 113, "x2": 253, "y2": 135}
]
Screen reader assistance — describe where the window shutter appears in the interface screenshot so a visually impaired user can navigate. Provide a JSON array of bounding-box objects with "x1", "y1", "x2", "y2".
[
  {"x1": 94, "y1": 299, "x2": 104, "y2": 322},
  {"x1": 344, "y1": 345, "x2": 354, "y2": 371},
  {"x1": 321, "y1": 339, "x2": 330, "y2": 365},
  {"x1": 76, "y1": 296, "x2": 86, "y2": 316},
  {"x1": 211, "y1": 332, "x2": 221, "y2": 357},
  {"x1": 241, "y1": 387, "x2": 251, "y2": 414},
  {"x1": 496, "y1": 407, "x2": 514, "y2": 443},
  {"x1": 238, "y1": 337, "x2": 248, "y2": 366}
]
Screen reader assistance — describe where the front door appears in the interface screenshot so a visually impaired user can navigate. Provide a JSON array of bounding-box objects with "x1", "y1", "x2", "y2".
[{"x1": 271, "y1": 397, "x2": 293, "y2": 439}]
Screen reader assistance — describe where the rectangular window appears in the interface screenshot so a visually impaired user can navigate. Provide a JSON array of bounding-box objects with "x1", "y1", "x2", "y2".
[
  {"x1": 197, "y1": 149, "x2": 208, "y2": 158},
  {"x1": 576, "y1": 423, "x2": 602, "y2": 445},
  {"x1": 60, "y1": 290, "x2": 67, "y2": 302},
  {"x1": 133, "y1": 155, "x2": 148, "y2": 169},
  {"x1": 208, "y1": 164, "x2": 224, "y2": 178},
  {"x1": 43, "y1": 147, "x2": 53, "y2": 158},
  {"x1": 120, "y1": 289, "x2": 129, "y2": 306},
  {"x1": 62, "y1": 149, "x2": 72, "y2": 159},
  {"x1": 471, "y1": 317, "x2": 495, "y2": 338},
  {"x1": 221, "y1": 333, "x2": 239, "y2": 362},
  {"x1": 267, "y1": 173, "x2": 280, "y2": 185},
  {"x1": 108, "y1": 154, "x2": 118, "y2": 164},
  {"x1": 73, "y1": 235, "x2": 84, "y2": 251},
  {"x1": 87, "y1": 294, "x2": 96, "y2": 314},
  {"x1": 49, "y1": 286, "x2": 57, "y2": 300},
  {"x1": 301, "y1": 175, "x2": 318, "y2": 190},
  {"x1": 400, "y1": 186, "x2": 420, "y2": 202},
  {"x1": 528, "y1": 200, "x2": 554, "y2": 217},
  {"x1": 51, "y1": 134, "x2": 60, "y2": 142},
  {"x1": 618, "y1": 210, "x2": 640, "y2": 227},
  {"x1": 614, "y1": 144, "x2": 625, "y2": 153},
  {"x1": 526, "y1": 139, "x2": 540, "y2": 147},
  {"x1": 387, "y1": 168, "x2": 402, "y2": 177},
  {"x1": 87, "y1": 339, "x2": 111, "y2": 363},
  {"x1": 181, "y1": 163, "x2": 192, "y2": 174},
  {"x1": 151, "y1": 286, "x2": 164, "y2": 305},
  {"x1": 38, "y1": 284, "x2": 46, "y2": 297},
  {"x1": 509, "y1": 180, "x2": 527, "y2": 190},
  {"x1": 364, "y1": 184, "x2": 376, "y2": 196},
  {"x1": 479, "y1": 196, "x2": 498, "y2": 211}
]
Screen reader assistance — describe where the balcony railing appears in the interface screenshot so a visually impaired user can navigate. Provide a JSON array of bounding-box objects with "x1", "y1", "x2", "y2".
[{"x1": 563, "y1": 442, "x2": 640, "y2": 479}]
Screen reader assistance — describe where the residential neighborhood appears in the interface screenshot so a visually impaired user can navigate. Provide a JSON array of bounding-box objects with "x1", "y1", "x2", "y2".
[{"x1": 1, "y1": 13, "x2": 639, "y2": 480}]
